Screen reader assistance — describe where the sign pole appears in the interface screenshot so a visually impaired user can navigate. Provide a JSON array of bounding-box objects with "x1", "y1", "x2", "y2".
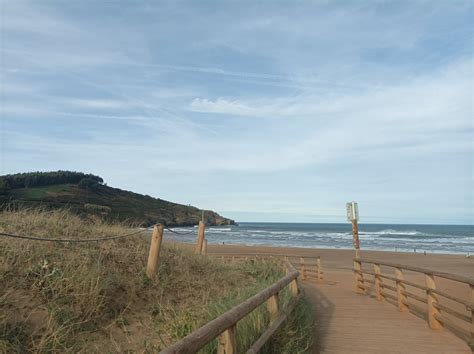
[
  {"x1": 347, "y1": 201, "x2": 361, "y2": 259},
  {"x1": 352, "y1": 218, "x2": 360, "y2": 258}
]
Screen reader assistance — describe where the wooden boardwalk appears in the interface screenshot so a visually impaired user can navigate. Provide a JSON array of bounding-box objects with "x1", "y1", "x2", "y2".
[{"x1": 303, "y1": 270, "x2": 471, "y2": 354}]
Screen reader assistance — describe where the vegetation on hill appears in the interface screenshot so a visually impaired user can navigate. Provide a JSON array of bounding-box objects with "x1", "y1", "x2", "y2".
[
  {"x1": 0, "y1": 171, "x2": 103, "y2": 192},
  {"x1": 0, "y1": 208, "x2": 313, "y2": 353},
  {"x1": 0, "y1": 171, "x2": 233, "y2": 226}
]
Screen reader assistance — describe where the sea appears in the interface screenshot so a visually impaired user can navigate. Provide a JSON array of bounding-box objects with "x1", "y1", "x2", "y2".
[{"x1": 164, "y1": 222, "x2": 474, "y2": 255}]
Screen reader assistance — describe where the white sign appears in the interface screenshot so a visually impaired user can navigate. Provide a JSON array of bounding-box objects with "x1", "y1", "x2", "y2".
[{"x1": 346, "y1": 201, "x2": 359, "y2": 221}]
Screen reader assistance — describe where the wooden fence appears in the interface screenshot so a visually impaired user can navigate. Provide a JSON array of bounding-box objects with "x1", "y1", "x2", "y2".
[
  {"x1": 209, "y1": 253, "x2": 324, "y2": 283},
  {"x1": 160, "y1": 259, "x2": 302, "y2": 354},
  {"x1": 353, "y1": 258, "x2": 474, "y2": 347}
]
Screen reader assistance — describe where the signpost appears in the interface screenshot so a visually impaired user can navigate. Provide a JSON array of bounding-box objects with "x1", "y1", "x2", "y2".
[{"x1": 347, "y1": 201, "x2": 361, "y2": 258}]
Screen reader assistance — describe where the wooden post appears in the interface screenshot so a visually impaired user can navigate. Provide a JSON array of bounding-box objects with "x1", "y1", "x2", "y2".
[
  {"x1": 290, "y1": 279, "x2": 298, "y2": 296},
  {"x1": 300, "y1": 257, "x2": 306, "y2": 280},
  {"x1": 195, "y1": 221, "x2": 205, "y2": 254},
  {"x1": 146, "y1": 224, "x2": 164, "y2": 278},
  {"x1": 217, "y1": 325, "x2": 236, "y2": 354},
  {"x1": 354, "y1": 259, "x2": 365, "y2": 294},
  {"x1": 352, "y1": 218, "x2": 361, "y2": 259},
  {"x1": 317, "y1": 256, "x2": 322, "y2": 281},
  {"x1": 470, "y1": 285, "x2": 473, "y2": 346},
  {"x1": 267, "y1": 293, "x2": 279, "y2": 322},
  {"x1": 202, "y1": 239, "x2": 208, "y2": 255},
  {"x1": 395, "y1": 267, "x2": 408, "y2": 312},
  {"x1": 425, "y1": 273, "x2": 443, "y2": 329},
  {"x1": 374, "y1": 263, "x2": 383, "y2": 301}
]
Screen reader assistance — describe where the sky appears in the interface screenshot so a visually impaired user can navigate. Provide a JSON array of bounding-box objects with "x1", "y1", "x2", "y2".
[{"x1": 0, "y1": 1, "x2": 473, "y2": 224}]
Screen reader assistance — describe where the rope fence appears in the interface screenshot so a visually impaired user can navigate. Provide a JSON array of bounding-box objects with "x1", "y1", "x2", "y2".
[
  {"x1": 0, "y1": 229, "x2": 146, "y2": 243},
  {"x1": 0, "y1": 224, "x2": 198, "y2": 242}
]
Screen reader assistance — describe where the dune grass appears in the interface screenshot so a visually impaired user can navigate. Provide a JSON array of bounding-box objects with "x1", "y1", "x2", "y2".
[{"x1": 0, "y1": 208, "x2": 313, "y2": 352}]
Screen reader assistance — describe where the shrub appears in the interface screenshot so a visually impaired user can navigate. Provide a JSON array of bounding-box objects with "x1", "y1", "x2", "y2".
[{"x1": 78, "y1": 178, "x2": 100, "y2": 191}]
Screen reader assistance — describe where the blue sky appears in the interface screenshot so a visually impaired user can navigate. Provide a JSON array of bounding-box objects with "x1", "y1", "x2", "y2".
[{"x1": 1, "y1": 1, "x2": 473, "y2": 224}]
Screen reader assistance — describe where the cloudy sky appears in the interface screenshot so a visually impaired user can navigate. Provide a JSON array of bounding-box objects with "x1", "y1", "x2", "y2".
[{"x1": 1, "y1": 1, "x2": 472, "y2": 224}]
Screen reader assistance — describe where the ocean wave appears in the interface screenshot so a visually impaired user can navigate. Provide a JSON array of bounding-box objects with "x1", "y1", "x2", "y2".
[
  {"x1": 377, "y1": 234, "x2": 448, "y2": 240},
  {"x1": 206, "y1": 227, "x2": 232, "y2": 232},
  {"x1": 359, "y1": 229, "x2": 423, "y2": 236}
]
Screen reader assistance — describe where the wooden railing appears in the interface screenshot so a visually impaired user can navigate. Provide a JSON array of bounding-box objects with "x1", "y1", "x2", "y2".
[
  {"x1": 160, "y1": 260, "x2": 301, "y2": 354},
  {"x1": 354, "y1": 258, "x2": 474, "y2": 347},
  {"x1": 210, "y1": 253, "x2": 324, "y2": 282}
]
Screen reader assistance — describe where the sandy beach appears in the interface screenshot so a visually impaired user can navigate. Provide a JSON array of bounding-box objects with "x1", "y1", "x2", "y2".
[
  {"x1": 167, "y1": 240, "x2": 473, "y2": 302},
  {"x1": 171, "y1": 242, "x2": 474, "y2": 278}
]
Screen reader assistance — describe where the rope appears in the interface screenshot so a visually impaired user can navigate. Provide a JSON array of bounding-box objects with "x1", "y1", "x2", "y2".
[{"x1": 0, "y1": 229, "x2": 146, "y2": 243}]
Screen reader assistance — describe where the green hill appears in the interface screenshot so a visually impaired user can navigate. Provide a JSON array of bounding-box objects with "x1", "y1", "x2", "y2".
[{"x1": 0, "y1": 171, "x2": 234, "y2": 226}]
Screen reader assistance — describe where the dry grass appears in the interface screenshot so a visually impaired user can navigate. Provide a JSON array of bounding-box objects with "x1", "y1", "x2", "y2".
[{"x1": 0, "y1": 208, "x2": 312, "y2": 352}]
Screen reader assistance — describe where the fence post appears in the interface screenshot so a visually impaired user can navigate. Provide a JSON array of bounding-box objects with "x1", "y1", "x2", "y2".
[
  {"x1": 317, "y1": 256, "x2": 323, "y2": 282},
  {"x1": 267, "y1": 292, "x2": 279, "y2": 322},
  {"x1": 300, "y1": 257, "x2": 307, "y2": 280},
  {"x1": 202, "y1": 239, "x2": 208, "y2": 255},
  {"x1": 425, "y1": 273, "x2": 443, "y2": 329},
  {"x1": 290, "y1": 279, "x2": 299, "y2": 296},
  {"x1": 287, "y1": 260, "x2": 299, "y2": 296},
  {"x1": 218, "y1": 325, "x2": 237, "y2": 354},
  {"x1": 146, "y1": 224, "x2": 164, "y2": 278},
  {"x1": 195, "y1": 221, "x2": 205, "y2": 254},
  {"x1": 470, "y1": 285, "x2": 473, "y2": 346},
  {"x1": 374, "y1": 263, "x2": 383, "y2": 301},
  {"x1": 395, "y1": 267, "x2": 408, "y2": 312},
  {"x1": 354, "y1": 259, "x2": 365, "y2": 294}
]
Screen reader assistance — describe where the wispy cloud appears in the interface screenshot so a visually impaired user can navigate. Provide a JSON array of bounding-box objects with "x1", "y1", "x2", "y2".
[{"x1": 1, "y1": 0, "x2": 472, "y2": 223}]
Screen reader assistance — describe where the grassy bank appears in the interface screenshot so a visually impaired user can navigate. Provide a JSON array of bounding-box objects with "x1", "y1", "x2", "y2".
[
  {"x1": 0, "y1": 208, "x2": 313, "y2": 352},
  {"x1": 1, "y1": 171, "x2": 234, "y2": 226}
]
